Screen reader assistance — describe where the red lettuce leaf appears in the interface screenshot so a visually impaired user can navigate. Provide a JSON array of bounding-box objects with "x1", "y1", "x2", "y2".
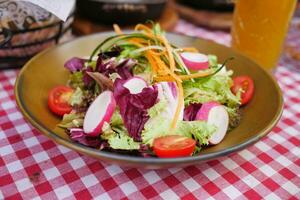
[
  {"x1": 168, "y1": 82, "x2": 178, "y2": 98},
  {"x1": 116, "y1": 59, "x2": 136, "y2": 79},
  {"x1": 82, "y1": 67, "x2": 94, "y2": 86},
  {"x1": 184, "y1": 103, "x2": 202, "y2": 121},
  {"x1": 113, "y1": 78, "x2": 158, "y2": 141},
  {"x1": 96, "y1": 55, "x2": 136, "y2": 79},
  {"x1": 69, "y1": 128, "x2": 101, "y2": 148},
  {"x1": 64, "y1": 57, "x2": 86, "y2": 72},
  {"x1": 96, "y1": 57, "x2": 116, "y2": 76}
]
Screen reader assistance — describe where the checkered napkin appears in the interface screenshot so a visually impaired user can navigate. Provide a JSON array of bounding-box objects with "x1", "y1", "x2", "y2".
[{"x1": 0, "y1": 20, "x2": 299, "y2": 199}]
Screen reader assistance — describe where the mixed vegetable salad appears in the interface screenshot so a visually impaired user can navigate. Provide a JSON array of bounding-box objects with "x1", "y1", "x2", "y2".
[{"x1": 48, "y1": 23, "x2": 254, "y2": 158}]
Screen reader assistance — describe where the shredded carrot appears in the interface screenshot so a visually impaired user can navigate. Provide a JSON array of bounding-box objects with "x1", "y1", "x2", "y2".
[
  {"x1": 181, "y1": 47, "x2": 199, "y2": 52},
  {"x1": 149, "y1": 51, "x2": 181, "y2": 82},
  {"x1": 151, "y1": 53, "x2": 169, "y2": 73},
  {"x1": 113, "y1": 23, "x2": 202, "y2": 134},
  {"x1": 131, "y1": 38, "x2": 147, "y2": 44},
  {"x1": 170, "y1": 81, "x2": 184, "y2": 131},
  {"x1": 159, "y1": 35, "x2": 176, "y2": 73},
  {"x1": 130, "y1": 41, "x2": 146, "y2": 48},
  {"x1": 166, "y1": 69, "x2": 182, "y2": 83},
  {"x1": 154, "y1": 76, "x2": 175, "y2": 82},
  {"x1": 145, "y1": 52, "x2": 159, "y2": 73},
  {"x1": 135, "y1": 24, "x2": 152, "y2": 33},
  {"x1": 146, "y1": 40, "x2": 165, "y2": 56},
  {"x1": 151, "y1": 50, "x2": 166, "y2": 56},
  {"x1": 113, "y1": 24, "x2": 123, "y2": 35}
]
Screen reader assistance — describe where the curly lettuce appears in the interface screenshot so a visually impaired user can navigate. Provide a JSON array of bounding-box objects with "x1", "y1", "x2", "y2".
[
  {"x1": 142, "y1": 114, "x2": 215, "y2": 146},
  {"x1": 69, "y1": 87, "x2": 83, "y2": 106},
  {"x1": 183, "y1": 68, "x2": 240, "y2": 108},
  {"x1": 142, "y1": 99, "x2": 216, "y2": 146},
  {"x1": 101, "y1": 122, "x2": 140, "y2": 150},
  {"x1": 58, "y1": 112, "x2": 84, "y2": 128}
]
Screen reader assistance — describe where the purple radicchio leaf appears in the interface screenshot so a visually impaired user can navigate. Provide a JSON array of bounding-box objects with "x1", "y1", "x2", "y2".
[
  {"x1": 64, "y1": 57, "x2": 86, "y2": 72},
  {"x1": 116, "y1": 59, "x2": 136, "y2": 79},
  {"x1": 69, "y1": 128, "x2": 101, "y2": 148},
  {"x1": 99, "y1": 140, "x2": 110, "y2": 150},
  {"x1": 96, "y1": 56, "x2": 116, "y2": 76},
  {"x1": 82, "y1": 67, "x2": 94, "y2": 86},
  {"x1": 139, "y1": 144, "x2": 150, "y2": 152},
  {"x1": 184, "y1": 103, "x2": 202, "y2": 121},
  {"x1": 86, "y1": 72, "x2": 114, "y2": 91},
  {"x1": 113, "y1": 78, "x2": 158, "y2": 141},
  {"x1": 96, "y1": 54, "x2": 136, "y2": 79},
  {"x1": 168, "y1": 82, "x2": 178, "y2": 98},
  {"x1": 139, "y1": 144, "x2": 155, "y2": 157}
]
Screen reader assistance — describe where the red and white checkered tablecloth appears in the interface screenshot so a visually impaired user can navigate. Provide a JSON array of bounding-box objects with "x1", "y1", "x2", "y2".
[{"x1": 1, "y1": 20, "x2": 300, "y2": 200}]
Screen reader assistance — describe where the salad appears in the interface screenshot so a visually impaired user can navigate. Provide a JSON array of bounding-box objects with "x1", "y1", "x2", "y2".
[{"x1": 48, "y1": 23, "x2": 254, "y2": 158}]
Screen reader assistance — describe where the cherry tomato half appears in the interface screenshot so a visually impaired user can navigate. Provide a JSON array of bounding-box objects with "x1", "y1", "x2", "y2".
[
  {"x1": 231, "y1": 76, "x2": 254, "y2": 105},
  {"x1": 153, "y1": 135, "x2": 196, "y2": 158},
  {"x1": 48, "y1": 86, "x2": 73, "y2": 116}
]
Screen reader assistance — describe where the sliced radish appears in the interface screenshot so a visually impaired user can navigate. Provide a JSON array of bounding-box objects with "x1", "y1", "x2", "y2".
[
  {"x1": 181, "y1": 52, "x2": 209, "y2": 71},
  {"x1": 157, "y1": 82, "x2": 184, "y2": 120},
  {"x1": 83, "y1": 91, "x2": 116, "y2": 136},
  {"x1": 123, "y1": 77, "x2": 148, "y2": 94},
  {"x1": 195, "y1": 102, "x2": 229, "y2": 145}
]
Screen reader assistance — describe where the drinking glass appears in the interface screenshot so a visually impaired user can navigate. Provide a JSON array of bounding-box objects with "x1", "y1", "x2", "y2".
[{"x1": 231, "y1": 0, "x2": 297, "y2": 70}]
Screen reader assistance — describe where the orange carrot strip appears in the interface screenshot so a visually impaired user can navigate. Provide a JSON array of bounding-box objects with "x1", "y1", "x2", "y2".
[
  {"x1": 181, "y1": 47, "x2": 199, "y2": 52},
  {"x1": 135, "y1": 24, "x2": 152, "y2": 33},
  {"x1": 113, "y1": 24, "x2": 123, "y2": 35},
  {"x1": 170, "y1": 81, "x2": 184, "y2": 131}
]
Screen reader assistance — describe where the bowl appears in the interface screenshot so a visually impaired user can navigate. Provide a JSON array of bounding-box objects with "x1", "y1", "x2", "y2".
[
  {"x1": 76, "y1": 0, "x2": 167, "y2": 25},
  {"x1": 15, "y1": 32, "x2": 283, "y2": 169}
]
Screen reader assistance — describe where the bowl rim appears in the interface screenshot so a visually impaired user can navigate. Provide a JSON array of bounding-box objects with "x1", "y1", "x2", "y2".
[{"x1": 14, "y1": 32, "x2": 283, "y2": 166}]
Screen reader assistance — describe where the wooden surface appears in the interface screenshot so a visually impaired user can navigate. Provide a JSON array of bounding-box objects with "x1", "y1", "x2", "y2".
[{"x1": 73, "y1": 6, "x2": 178, "y2": 35}]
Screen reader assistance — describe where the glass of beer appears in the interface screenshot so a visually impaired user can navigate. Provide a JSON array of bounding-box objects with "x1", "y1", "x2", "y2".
[{"x1": 231, "y1": 0, "x2": 297, "y2": 70}]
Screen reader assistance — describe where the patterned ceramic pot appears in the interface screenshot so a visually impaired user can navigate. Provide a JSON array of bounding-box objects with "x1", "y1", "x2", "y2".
[{"x1": 0, "y1": 1, "x2": 74, "y2": 69}]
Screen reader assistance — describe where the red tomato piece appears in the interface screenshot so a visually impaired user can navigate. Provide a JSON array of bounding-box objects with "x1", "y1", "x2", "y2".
[
  {"x1": 231, "y1": 76, "x2": 254, "y2": 105},
  {"x1": 153, "y1": 135, "x2": 196, "y2": 158},
  {"x1": 48, "y1": 86, "x2": 73, "y2": 116}
]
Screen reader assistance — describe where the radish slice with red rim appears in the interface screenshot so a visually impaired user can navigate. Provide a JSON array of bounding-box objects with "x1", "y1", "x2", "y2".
[
  {"x1": 83, "y1": 91, "x2": 116, "y2": 136},
  {"x1": 181, "y1": 52, "x2": 209, "y2": 71},
  {"x1": 157, "y1": 82, "x2": 184, "y2": 121},
  {"x1": 195, "y1": 102, "x2": 229, "y2": 145},
  {"x1": 123, "y1": 77, "x2": 148, "y2": 94}
]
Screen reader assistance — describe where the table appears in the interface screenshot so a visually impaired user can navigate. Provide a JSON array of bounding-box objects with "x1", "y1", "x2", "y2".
[{"x1": 0, "y1": 20, "x2": 299, "y2": 200}]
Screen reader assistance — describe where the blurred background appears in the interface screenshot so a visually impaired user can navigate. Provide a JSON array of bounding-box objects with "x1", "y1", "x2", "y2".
[{"x1": 0, "y1": 0, "x2": 299, "y2": 70}]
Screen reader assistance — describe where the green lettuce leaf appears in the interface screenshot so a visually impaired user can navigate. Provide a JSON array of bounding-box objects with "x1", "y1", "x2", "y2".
[
  {"x1": 226, "y1": 107, "x2": 242, "y2": 130},
  {"x1": 208, "y1": 54, "x2": 218, "y2": 67},
  {"x1": 142, "y1": 114, "x2": 216, "y2": 146},
  {"x1": 176, "y1": 121, "x2": 216, "y2": 145},
  {"x1": 142, "y1": 93, "x2": 216, "y2": 146},
  {"x1": 101, "y1": 123, "x2": 140, "y2": 150},
  {"x1": 69, "y1": 71, "x2": 84, "y2": 89},
  {"x1": 110, "y1": 109, "x2": 123, "y2": 126},
  {"x1": 142, "y1": 115, "x2": 170, "y2": 145},
  {"x1": 148, "y1": 97, "x2": 168, "y2": 118},
  {"x1": 183, "y1": 69, "x2": 240, "y2": 108},
  {"x1": 69, "y1": 87, "x2": 83, "y2": 106},
  {"x1": 58, "y1": 112, "x2": 84, "y2": 128}
]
